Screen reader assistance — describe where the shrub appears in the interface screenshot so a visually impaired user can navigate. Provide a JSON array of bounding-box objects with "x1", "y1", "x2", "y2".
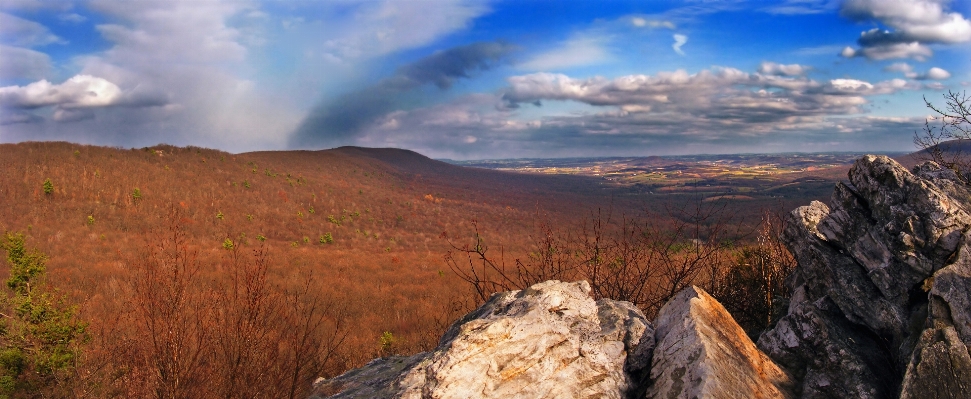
[
  {"x1": 42, "y1": 179, "x2": 53, "y2": 195},
  {"x1": 319, "y1": 233, "x2": 333, "y2": 244},
  {"x1": 216, "y1": 211, "x2": 225, "y2": 220},
  {"x1": 223, "y1": 238, "x2": 235, "y2": 250},
  {"x1": 379, "y1": 331, "x2": 396, "y2": 356},
  {"x1": 0, "y1": 233, "x2": 88, "y2": 396},
  {"x1": 87, "y1": 215, "x2": 95, "y2": 226},
  {"x1": 132, "y1": 187, "x2": 142, "y2": 203}
]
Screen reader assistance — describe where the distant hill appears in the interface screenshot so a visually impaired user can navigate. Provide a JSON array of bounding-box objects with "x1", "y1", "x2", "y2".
[
  {"x1": 896, "y1": 139, "x2": 971, "y2": 169},
  {"x1": 911, "y1": 139, "x2": 971, "y2": 155}
]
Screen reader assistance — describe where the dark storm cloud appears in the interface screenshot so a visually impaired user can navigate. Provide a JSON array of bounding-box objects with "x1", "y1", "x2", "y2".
[{"x1": 290, "y1": 41, "x2": 515, "y2": 149}]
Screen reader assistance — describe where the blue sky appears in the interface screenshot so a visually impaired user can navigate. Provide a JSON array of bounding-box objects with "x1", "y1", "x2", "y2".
[{"x1": 0, "y1": 0, "x2": 968, "y2": 159}]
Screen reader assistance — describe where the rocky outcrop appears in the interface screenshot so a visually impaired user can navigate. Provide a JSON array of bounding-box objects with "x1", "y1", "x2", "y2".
[
  {"x1": 312, "y1": 155, "x2": 971, "y2": 399},
  {"x1": 312, "y1": 280, "x2": 793, "y2": 399},
  {"x1": 758, "y1": 155, "x2": 971, "y2": 398},
  {"x1": 311, "y1": 280, "x2": 654, "y2": 399},
  {"x1": 647, "y1": 286, "x2": 794, "y2": 399}
]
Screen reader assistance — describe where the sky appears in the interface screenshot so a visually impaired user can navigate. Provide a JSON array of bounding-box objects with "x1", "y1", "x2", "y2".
[{"x1": 0, "y1": 0, "x2": 969, "y2": 159}]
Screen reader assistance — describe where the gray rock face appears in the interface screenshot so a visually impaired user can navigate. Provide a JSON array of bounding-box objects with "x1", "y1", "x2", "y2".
[
  {"x1": 759, "y1": 155, "x2": 971, "y2": 398},
  {"x1": 646, "y1": 286, "x2": 794, "y2": 399},
  {"x1": 310, "y1": 280, "x2": 654, "y2": 399}
]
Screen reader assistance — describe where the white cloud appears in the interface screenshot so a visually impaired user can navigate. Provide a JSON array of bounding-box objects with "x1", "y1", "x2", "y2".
[
  {"x1": 501, "y1": 67, "x2": 915, "y2": 137},
  {"x1": 840, "y1": 0, "x2": 971, "y2": 60},
  {"x1": 842, "y1": 0, "x2": 971, "y2": 44},
  {"x1": 841, "y1": 41, "x2": 933, "y2": 61},
  {"x1": 0, "y1": 12, "x2": 65, "y2": 47},
  {"x1": 758, "y1": 61, "x2": 811, "y2": 76},
  {"x1": 0, "y1": 0, "x2": 71, "y2": 12},
  {"x1": 91, "y1": 1, "x2": 248, "y2": 65},
  {"x1": 829, "y1": 78, "x2": 873, "y2": 91},
  {"x1": 672, "y1": 34, "x2": 687, "y2": 56},
  {"x1": 310, "y1": 0, "x2": 490, "y2": 62},
  {"x1": 0, "y1": 44, "x2": 50, "y2": 80},
  {"x1": 5, "y1": 0, "x2": 489, "y2": 151},
  {"x1": 519, "y1": 36, "x2": 612, "y2": 71},
  {"x1": 0, "y1": 75, "x2": 122, "y2": 109},
  {"x1": 884, "y1": 62, "x2": 913, "y2": 74},
  {"x1": 22, "y1": 0, "x2": 297, "y2": 149},
  {"x1": 883, "y1": 63, "x2": 951, "y2": 80},
  {"x1": 761, "y1": 0, "x2": 839, "y2": 15},
  {"x1": 918, "y1": 67, "x2": 951, "y2": 80},
  {"x1": 352, "y1": 75, "x2": 925, "y2": 158},
  {"x1": 53, "y1": 108, "x2": 94, "y2": 123},
  {"x1": 631, "y1": 17, "x2": 675, "y2": 29},
  {"x1": 58, "y1": 13, "x2": 87, "y2": 23},
  {"x1": 792, "y1": 44, "x2": 846, "y2": 56}
]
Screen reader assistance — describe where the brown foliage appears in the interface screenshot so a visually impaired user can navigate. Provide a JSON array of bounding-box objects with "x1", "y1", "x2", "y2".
[
  {"x1": 446, "y1": 200, "x2": 751, "y2": 319},
  {"x1": 0, "y1": 142, "x2": 817, "y2": 395},
  {"x1": 101, "y1": 207, "x2": 347, "y2": 398}
]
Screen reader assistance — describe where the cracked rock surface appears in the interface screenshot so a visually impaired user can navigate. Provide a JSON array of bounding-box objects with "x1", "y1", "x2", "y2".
[
  {"x1": 759, "y1": 155, "x2": 971, "y2": 399},
  {"x1": 310, "y1": 280, "x2": 653, "y2": 399}
]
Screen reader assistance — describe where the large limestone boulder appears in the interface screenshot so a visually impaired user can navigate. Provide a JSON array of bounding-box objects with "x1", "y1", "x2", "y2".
[
  {"x1": 759, "y1": 155, "x2": 971, "y2": 398},
  {"x1": 647, "y1": 286, "x2": 794, "y2": 399},
  {"x1": 310, "y1": 280, "x2": 654, "y2": 399}
]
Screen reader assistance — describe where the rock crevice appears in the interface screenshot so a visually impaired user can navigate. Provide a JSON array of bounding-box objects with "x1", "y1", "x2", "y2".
[{"x1": 759, "y1": 155, "x2": 971, "y2": 399}]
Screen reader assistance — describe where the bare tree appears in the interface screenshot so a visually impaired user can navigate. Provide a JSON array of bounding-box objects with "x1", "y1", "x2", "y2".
[
  {"x1": 128, "y1": 207, "x2": 213, "y2": 398},
  {"x1": 707, "y1": 209, "x2": 795, "y2": 340},
  {"x1": 211, "y1": 241, "x2": 282, "y2": 399},
  {"x1": 443, "y1": 219, "x2": 578, "y2": 303},
  {"x1": 574, "y1": 200, "x2": 741, "y2": 318},
  {"x1": 122, "y1": 208, "x2": 348, "y2": 399},
  {"x1": 445, "y1": 198, "x2": 744, "y2": 319},
  {"x1": 913, "y1": 90, "x2": 971, "y2": 182}
]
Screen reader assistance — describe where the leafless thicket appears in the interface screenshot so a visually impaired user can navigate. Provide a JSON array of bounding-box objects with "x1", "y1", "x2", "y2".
[
  {"x1": 444, "y1": 199, "x2": 790, "y2": 320},
  {"x1": 706, "y1": 210, "x2": 795, "y2": 340},
  {"x1": 105, "y1": 207, "x2": 347, "y2": 399},
  {"x1": 913, "y1": 90, "x2": 971, "y2": 182}
]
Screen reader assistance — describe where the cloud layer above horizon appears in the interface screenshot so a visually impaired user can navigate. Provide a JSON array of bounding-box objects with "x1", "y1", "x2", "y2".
[{"x1": 0, "y1": 0, "x2": 968, "y2": 158}]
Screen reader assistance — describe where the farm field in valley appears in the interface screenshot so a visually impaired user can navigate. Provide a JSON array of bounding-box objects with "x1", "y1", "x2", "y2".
[{"x1": 450, "y1": 152, "x2": 909, "y2": 201}]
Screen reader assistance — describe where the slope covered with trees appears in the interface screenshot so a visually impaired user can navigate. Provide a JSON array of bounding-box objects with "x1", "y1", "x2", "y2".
[{"x1": 0, "y1": 142, "x2": 829, "y2": 397}]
